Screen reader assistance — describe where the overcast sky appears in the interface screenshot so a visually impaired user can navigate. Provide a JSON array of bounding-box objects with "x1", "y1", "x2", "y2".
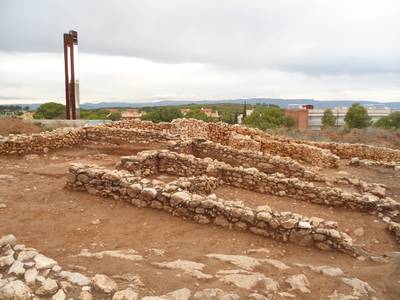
[{"x1": 1, "y1": 0, "x2": 399, "y2": 104}]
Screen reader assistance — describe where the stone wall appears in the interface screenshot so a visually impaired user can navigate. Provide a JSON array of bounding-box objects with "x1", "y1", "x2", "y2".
[
  {"x1": 1, "y1": 118, "x2": 399, "y2": 167},
  {"x1": 117, "y1": 150, "x2": 400, "y2": 222},
  {"x1": 111, "y1": 119, "x2": 341, "y2": 168},
  {"x1": 110, "y1": 119, "x2": 400, "y2": 166},
  {"x1": 85, "y1": 126, "x2": 177, "y2": 144},
  {"x1": 0, "y1": 125, "x2": 178, "y2": 156},
  {"x1": 350, "y1": 157, "x2": 400, "y2": 171},
  {"x1": 106, "y1": 119, "x2": 172, "y2": 132},
  {"x1": 66, "y1": 163, "x2": 358, "y2": 255},
  {"x1": 305, "y1": 141, "x2": 400, "y2": 163},
  {"x1": 0, "y1": 127, "x2": 86, "y2": 155},
  {"x1": 168, "y1": 139, "x2": 323, "y2": 181}
]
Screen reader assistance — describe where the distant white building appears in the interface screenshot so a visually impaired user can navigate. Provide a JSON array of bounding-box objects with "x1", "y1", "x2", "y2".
[
  {"x1": 308, "y1": 105, "x2": 392, "y2": 130},
  {"x1": 238, "y1": 109, "x2": 254, "y2": 124}
]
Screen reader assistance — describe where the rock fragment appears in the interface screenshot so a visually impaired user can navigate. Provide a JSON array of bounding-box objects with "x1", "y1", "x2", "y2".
[
  {"x1": 112, "y1": 288, "x2": 139, "y2": 300},
  {"x1": 92, "y1": 274, "x2": 118, "y2": 294},
  {"x1": 286, "y1": 274, "x2": 311, "y2": 293},
  {"x1": 34, "y1": 254, "x2": 57, "y2": 270},
  {"x1": 0, "y1": 280, "x2": 33, "y2": 300}
]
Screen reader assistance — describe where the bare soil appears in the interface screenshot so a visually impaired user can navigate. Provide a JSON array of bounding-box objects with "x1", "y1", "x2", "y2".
[
  {"x1": 0, "y1": 118, "x2": 43, "y2": 135},
  {"x1": 271, "y1": 127, "x2": 400, "y2": 149},
  {"x1": 1, "y1": 142, "x2": 400, "y2": 299}
]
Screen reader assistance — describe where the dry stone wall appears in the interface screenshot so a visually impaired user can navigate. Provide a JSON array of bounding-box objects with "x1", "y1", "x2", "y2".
[
  {"x1": 117, "y1": 150, "x2": 400, "y2": 224},
  {"x1": 85, "y1": 126, "x2": 177, "y2": 144},
  {"x1": 0, "y1": 125, "x2": 177, "y2": 156},
  {"x1": 106, "y1": 119, "x2": 172, "y2": 132},
  {"x1": 1, "y1": 118, "x2": 399, "y2": 168},
  {"x1": 0, "y1": 127, "x2": 86, "y2": 155},
  {"x1": 168, "y1": 139, "x2": 323, "y2": 181},
  {"x1": 109, "y1": 119, "x2": 400, "y2": 166},
  {"x1": 350, "y1": 157, "x2": 400, "y2": 171},
  {"x1": 108, "y1": 119, "x2": 340, "y2": 168},
  {"x1": 66, "y1": 163, "x2": 358, "y2": 255},
  {"x1": 306, "y1": 141, "x2": 400, "y2": 162}
]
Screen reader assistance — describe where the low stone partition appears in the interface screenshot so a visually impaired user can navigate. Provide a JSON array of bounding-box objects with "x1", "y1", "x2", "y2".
[
  {"x1": 168, "y1": 139, "x2": 323, "y2": 181},
  {"x1": 65, "y1": 163, "x2": 358, "y2": 255},
  {"x1": 85, "y1": 126, "x2": 177, "y2": 144},
  {"x1": 106, "y1": 119, "x2": 173, "y2": 132},
  {"x1": 305, "y1": 141, "x2": 400, "y2": 163},
  {"x1": 350, "y1": 157, "x2": 400, "y2": 171},
  {"x1": 117, "y1": 150, "x2": 400, "y2": 222},
  {"x1": 259, "y1": 139, "x2": 339, "y2": 168},
  {"x1": 172, "y1": 175, "x2": 220, "y2": 195},
  {"x1": 0, "y1": 127, "x2": 86, "y2": 155}
]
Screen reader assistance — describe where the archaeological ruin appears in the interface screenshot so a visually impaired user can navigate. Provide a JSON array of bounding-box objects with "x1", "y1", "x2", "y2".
[{"x1": 1, "y1": 118, "x2": 400, "y2": 299}]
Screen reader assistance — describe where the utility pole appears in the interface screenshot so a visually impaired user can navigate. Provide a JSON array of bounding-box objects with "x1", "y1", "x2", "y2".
[{"x1": 63, "y1": 30, "x2": 80, "y2": 119}]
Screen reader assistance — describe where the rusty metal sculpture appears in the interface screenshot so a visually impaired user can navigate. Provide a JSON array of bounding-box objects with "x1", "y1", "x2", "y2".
[{"x1": 63, "y1": 30, "x2": 80, "y2": 119}]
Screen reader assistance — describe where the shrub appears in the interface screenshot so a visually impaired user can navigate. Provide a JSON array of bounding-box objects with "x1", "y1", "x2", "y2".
[
  {"x1": 184, "y1": 109, "x2": 215, "y2": 122},
  {"x1": 108, "y1": 112, "x2": 122, "y2": 121},
  {"x1": 374, "y1": 111, "x2": 400, "y2": 130},
  {"x1": 321, "y1": 108, "x2": 336, "y2": 128},
  {"x1": 141, "y1": 107, "x2": 183, "y2": 123},
  {"x1": 243, "y1": 107, "x2": 294, "y2": 130},
  {"x1": 33, "y1": 102, "x2": 65, "y2": 119},
  {"x1": 344, "y1": 103, "x2": 371, "y2": 129}
]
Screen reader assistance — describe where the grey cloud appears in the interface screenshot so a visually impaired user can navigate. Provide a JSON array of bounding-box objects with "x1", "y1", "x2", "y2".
[{"x1": 1, "y1": 0, "x2": 400, "y2": 75}]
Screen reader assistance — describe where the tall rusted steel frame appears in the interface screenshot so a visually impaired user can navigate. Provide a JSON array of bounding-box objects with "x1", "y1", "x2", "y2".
[{"x1": 63, "y1": 30, "x2": 79, "y2": 120}]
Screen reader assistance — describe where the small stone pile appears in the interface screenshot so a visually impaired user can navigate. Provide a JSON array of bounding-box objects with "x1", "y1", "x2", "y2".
[
  {"x1": 66, "y1": 163, "x2": 357, "y2": 255},
  {"x1": 168, "y1": 139, "x2": 323, "y2": 181},
  {"x1": 0, "y1": 233, "x2": 127, "y2": 300}
]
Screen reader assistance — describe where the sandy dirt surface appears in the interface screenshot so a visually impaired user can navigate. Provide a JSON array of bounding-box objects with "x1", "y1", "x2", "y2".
[
  {"x1": 1, "y1": 142, "x2": 400, "y2": 299},
  {"x1": 0, "y1": 118, "x2": 43, "y2": 135}
]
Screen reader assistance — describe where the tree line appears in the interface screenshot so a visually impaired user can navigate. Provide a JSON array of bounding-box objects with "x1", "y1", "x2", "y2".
[
  {"x1": 322, "y1": 103, "x2": 400, "y2": 130},
  {"x1": 30, "y1": 102, "x2": 400, "y2": 131}
]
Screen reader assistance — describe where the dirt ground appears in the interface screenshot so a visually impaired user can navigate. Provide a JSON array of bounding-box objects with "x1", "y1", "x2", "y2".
[
  {"x1": 0, "y1": 118, "x2": 44, "y2": 135},
  {"x1": 271, "y1": 128, "x2": 400, "y2": 149},
  {"x1": 1, "y1": 142, "x2": 400, "y2": 299}
]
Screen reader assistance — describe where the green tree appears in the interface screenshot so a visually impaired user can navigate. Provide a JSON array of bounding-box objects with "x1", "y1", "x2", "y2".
[
  {"x1": 108, "y1": 111, "x2": 122, "y2": 121},
  {"x1": 243, "y1": 106, "x2": 294, "y2": 130},
  {"x1": 184, "y1": 109, "x2": 214, "y2": 122},
  {"x1": 33, "y1": 102, "x2": 65, "y2": 119},
  {"x1": 243, "y1": 101, "x2": 247, "y2": 118},
  {"x1": 321, "y1": 108, "x2": 336, "y2": 128},
  {"x1": 80, "y1": 109, "x2": 108, "y2": 120},
  {"x1": 141, "y1": 107, "x2": 183, "y2": 123},
  {"x1": 374, "y1": 111, "x2": 400, "y2": 129},
  {"x1": 344, "y1": 103, "x2": 371, "y2": 129}
]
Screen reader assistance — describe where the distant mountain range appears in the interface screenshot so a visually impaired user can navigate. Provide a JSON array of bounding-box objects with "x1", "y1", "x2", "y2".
[{"x1": 19, "y1": 98, "x2": 400, "y2": 110}]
